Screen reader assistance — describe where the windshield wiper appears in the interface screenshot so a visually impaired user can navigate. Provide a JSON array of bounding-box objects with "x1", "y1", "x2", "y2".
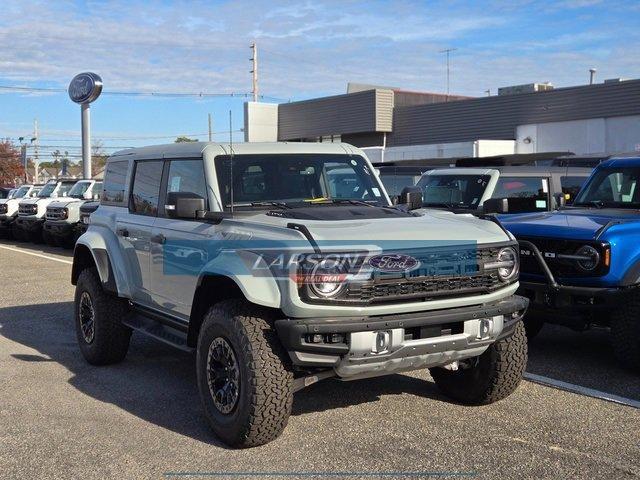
[
  {"x1": 250, "y1": 201, "x2": 292, "y2": 209},
  {"x1": 324, "y1": 199, "x2": 376, "y2": 207},
  {"x1": 574, "y1": 200, "x2": 605, "y2": 209}
]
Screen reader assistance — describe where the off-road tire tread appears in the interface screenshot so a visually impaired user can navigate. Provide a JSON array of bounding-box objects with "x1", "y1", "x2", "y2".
[
  {"x1": 198, "y1": 299, "x2": 293, "y2": 448},
  {"x1": 75, "y1": 268, "x2": 131, "y2": 365},
  {"x1": 431, "y1": 322, "x2": 527, "y2": 405},
  {"x1": 610, "y1": 294, "x2": 640, "y2": 371}
]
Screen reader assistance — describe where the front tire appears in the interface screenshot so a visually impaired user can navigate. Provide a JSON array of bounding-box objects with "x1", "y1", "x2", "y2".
[
  {"x1": 74, "y1": 268, "x2": 132, "y2": 365},
  {"x1": 610, "y1": 294, "x2": 640, "y2": 371},
  {"x1": 11, "y1": 223, "x2": 24, "y2": 241},
  {"x1": 42, "y1": 229, "x2": 57, "y2": 247},
  {"x1": 196, "y1": 299, "x2": 294, "y2": 448},
  {"x1": 430, "y1": 322, "x2": 528, "y2": 405}
]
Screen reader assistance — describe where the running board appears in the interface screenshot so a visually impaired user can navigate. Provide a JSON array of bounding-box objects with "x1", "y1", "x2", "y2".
[{"x1": 123, "y1": 313, "x2": 194, "y2": 353}]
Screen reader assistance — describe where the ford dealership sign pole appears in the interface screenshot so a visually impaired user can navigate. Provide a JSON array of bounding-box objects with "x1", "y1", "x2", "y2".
[{"x1": 68, "y1": 72, "x2": 103, "y2": 179}]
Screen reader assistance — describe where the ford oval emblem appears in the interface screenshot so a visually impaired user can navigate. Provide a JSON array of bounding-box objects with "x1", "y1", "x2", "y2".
[
  {"x1": 368, "y1": 254, "x2": 420, "y2": 273},
  {"x1": 68, "y1": 72, "x2": 103, "y2": 104}
]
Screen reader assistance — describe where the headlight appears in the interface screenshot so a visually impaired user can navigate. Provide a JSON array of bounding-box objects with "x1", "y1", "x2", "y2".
[
  {"x1": 307, "y1": 258, "x2": 348, "y2": 298},
  {"x1": 62, "y1": 208, "x2": 69, "y2": 220},
  {"x1": 496, "y1": 246, "x2": 519, "y2": 282},
  {"x1": 575, "y1": 245, "x2": 600, "y2": 271},
  {"x1": 0, "y1": 205, "x2": 7, "y2": 214}
]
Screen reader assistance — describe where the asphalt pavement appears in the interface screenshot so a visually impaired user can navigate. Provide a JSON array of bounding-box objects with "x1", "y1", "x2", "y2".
[{"x1": 0, "y1": 240, "x2": 638, "y2": 480}]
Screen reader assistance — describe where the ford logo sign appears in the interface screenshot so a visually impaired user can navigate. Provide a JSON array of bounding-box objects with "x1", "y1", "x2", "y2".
[
  {"x1": 368, "y1": 254, "x2": 420, "y2": 273},
  {"x1": 68, "y1": 72, "x2": 103, "y2": 104}
]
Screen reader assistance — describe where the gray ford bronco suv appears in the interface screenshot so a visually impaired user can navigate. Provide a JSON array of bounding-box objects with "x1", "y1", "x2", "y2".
[{"x1": 72, "y1": 142, "x2": 528, "y2": 448}]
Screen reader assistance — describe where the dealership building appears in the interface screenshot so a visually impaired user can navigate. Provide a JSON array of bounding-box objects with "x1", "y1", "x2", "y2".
[{"x1": 244, "y1": 78, "x2": 640, "y2": 162}]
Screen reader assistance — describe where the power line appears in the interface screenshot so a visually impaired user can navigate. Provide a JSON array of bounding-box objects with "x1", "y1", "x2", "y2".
[{"x1": 0, "y1": 84, "x2": 264, "y2": 99}]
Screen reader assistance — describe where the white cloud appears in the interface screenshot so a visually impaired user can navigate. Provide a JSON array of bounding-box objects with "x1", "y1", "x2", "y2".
[{"x1": 0, "y1": 0, "x2": 637, "y2": 100}]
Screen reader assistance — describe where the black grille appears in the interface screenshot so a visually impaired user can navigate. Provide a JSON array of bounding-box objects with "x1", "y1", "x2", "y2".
[
  {"x1": 517, "y1": 236, "x2": 609, "y2": 278},
  {"x1": 346, "y1": 273, "x2": 502, "y2": 304},
  {"x1": 46, "y1": 207, "x2": 65, "y2": 220},
  {"x1": 19, "y1": 204, "x2": 37, "y2": 215}
]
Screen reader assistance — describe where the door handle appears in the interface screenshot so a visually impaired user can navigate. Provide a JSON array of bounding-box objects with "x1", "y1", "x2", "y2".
[
  {"x1": 117, "y1": 228, "x2": 129, "y2": 237},
  {"x1": 151, "y1": 233, "x2": 166, "y2": 244}
]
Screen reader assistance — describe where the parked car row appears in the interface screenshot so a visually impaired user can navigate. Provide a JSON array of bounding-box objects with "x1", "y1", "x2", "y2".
[{"x1": 0, "y1": 178, "x2": 101, "y2": 248}]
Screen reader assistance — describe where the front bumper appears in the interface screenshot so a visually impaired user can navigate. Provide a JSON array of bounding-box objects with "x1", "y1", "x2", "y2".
[
  {"x1": 0, "y1": 214, "x2": 16, "y2": 229},
  {"x1": 15, "y1": 216, "x2": 44, "y2": 232},
  {"x1": 275, "y1": 295, "x2": 528, "y2": 378},
  {"x1": 44, "y1": 221, "x2": 74, "y2": 237},
  {"x1": 519, "y1": 280, "x2": 627, "y2": 310}
]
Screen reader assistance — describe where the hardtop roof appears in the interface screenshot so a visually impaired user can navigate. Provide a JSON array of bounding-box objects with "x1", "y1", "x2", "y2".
[{"x1": 109, "y1": 141, "x2": 362, "y2": 160}]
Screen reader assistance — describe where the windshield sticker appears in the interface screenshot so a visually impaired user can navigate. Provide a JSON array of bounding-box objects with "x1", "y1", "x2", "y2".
[
  {"x1": 542, "y1": 180, "x2": 548, "y2": 193},
  {"x1": 536, "y1": 200, "x2": 547, "y2": 208},
  {"x1": 372, "y1": 187, "x2": 380, "y2": 196}
]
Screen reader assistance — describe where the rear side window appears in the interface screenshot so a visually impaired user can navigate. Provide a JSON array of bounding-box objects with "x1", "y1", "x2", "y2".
[
  {"x1": 130, "y1": 160, "x2": 163, "y2": 216},
  {"x1": 561, "y1": 176, "x2": 586, "y2": 204},
  {"x1": 491, "y1": 176, "x2": 549, "y2": 211},
  {"x1": 102, "y1": 160, "x2": 129, "y2": 204}
]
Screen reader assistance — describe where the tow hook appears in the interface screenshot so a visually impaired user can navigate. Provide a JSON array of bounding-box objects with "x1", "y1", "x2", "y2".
[{"x1": 443, "y1": 361, "x2": 459, "y2": 371}]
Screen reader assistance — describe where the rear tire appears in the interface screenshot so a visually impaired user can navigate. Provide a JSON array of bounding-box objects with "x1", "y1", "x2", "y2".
[
  {"x1": 610, "y1": 294, "x2": 640, "y2": 371},
  {"x1": 196, "y1": 299, "x2": 294, "y2": 448},
  {"x1": 430, "y1": 322, "x2": 528, "y2": 405},
  {"x1": 74, "y1": 268, "x2": 131, "y2": 365}
]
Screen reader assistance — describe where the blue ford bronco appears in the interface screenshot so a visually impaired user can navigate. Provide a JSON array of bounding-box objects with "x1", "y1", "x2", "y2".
[{"x1": 501, "y1": 156, "x2": 640, "y2": 370}]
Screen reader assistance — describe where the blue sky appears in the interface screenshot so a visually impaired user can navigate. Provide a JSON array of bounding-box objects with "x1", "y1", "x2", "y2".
[{"x1": 1, "y1": 0, "x2": 639, "y2": 158}]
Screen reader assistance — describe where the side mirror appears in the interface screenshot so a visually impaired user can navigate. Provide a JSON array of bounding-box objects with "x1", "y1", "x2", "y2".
[
  {"x1": 398, "y1": 186, "x2": 423, "y2": 210},
  {"x1": 554, "y1": 192, "x2": 567, "y2": 208},
  {"x1": 483, "y1": 198, "x2": 509, "y2": 214},
  {"x1": 165, "y1": 191, "x2": 205, "y2": 219}
]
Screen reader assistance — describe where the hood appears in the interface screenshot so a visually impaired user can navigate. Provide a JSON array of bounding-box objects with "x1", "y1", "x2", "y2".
[
  {"x1": 48, "y1": 198, "x2": 84, "y2": 208},
  {"x1": 19, "y1": 198, "x2": 40, "y2": 206},
  {"x1": 500, "y1": 208, "x2": 640, "y2": 240},
  {"x1": 244, "y1": 206, "x2": 510, "y2": 247}
]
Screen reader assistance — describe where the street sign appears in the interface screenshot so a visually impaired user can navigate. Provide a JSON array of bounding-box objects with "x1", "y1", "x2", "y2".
[{"x1": 68, "y1": 72, "x2": 103, "y2": 104}]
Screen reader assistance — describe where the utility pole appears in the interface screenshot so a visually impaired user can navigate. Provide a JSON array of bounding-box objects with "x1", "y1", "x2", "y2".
[
  {"x1": 250, "y1": 42, "x2": 258, "y2": 102},
  {"x1": 439, "y1": 48, "x2": 457, "y2": 101},
  {"x1": 33, "y1": 119, "x2": 39, "y2": 183},
  {"x1": 208, "y1": 113, "x2": 213, "y2": 141}
]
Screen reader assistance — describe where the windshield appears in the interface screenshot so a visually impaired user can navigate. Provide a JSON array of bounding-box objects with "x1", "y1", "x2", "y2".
[
  {"x1": 416, "y1": 174, "x2": 491, "y2": 208},
  {"x1": 38, "y1": 182, "x2": 57, "y2": 197},
  {"x1": 378, "y1": 173, "x2": 423, "y2": 197},
  {"x1": 68, "y1": 181, "x2": 91, "y2": 198},
  {"x1": 214, "y1": 154, "x2": 386, "y2": 210},
  {"x1": 57, "y1": 182, "x2": 75, "y2": 197},
  {"x1": 574, "y1": 167, "x2": 640, "y2": 208},
  {"x1": 13, "y1": 186, "x2": 30, "y2": 198}
]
